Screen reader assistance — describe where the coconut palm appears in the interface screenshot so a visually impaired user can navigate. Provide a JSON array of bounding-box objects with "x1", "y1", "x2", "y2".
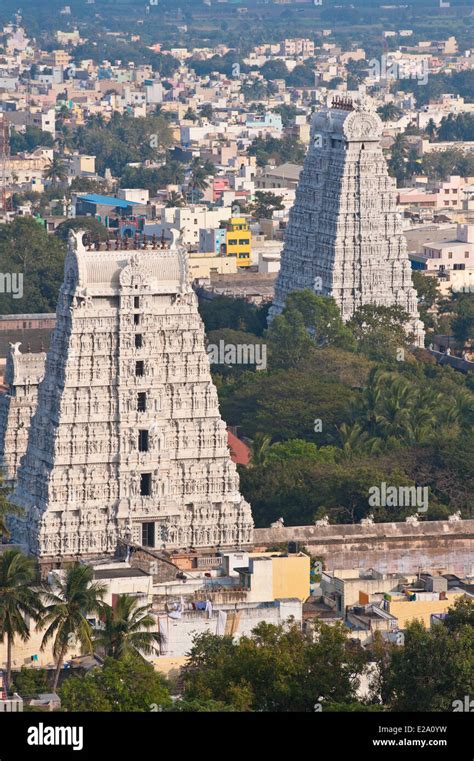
[
  {"x1": 0, "y1": 550, "x2": 43, "y2": 689},
  {"x1": 166, "y1": 191, "x2": 185, "y2": 208},
  {"x1": 0, "y1": 479, "x2": 22, "y2": 542},
  {"x1": 249, "y1": 433, "x2": 273, "y2": 467},
  {"x1": 94, "y1": 594, "x2": 164, "y2": 660},
  {"x1": 43, "y1": 156, "x2": 68, "y2": 183},
  {"x1": 425, "y1": 118, "x2": 437, "y2": 141},
  {"x1": 377, "y1": 103, "x2": 403, "y2": 122},
  {"x1": 40, "y1": 563, "x2": 106, "y2": 691},
  {"x1": 336, "y1": 422, "x2": 383, "y2": 459},
  {"x1": 88, "y1": 113, "x2": 106, "y2": 128}
]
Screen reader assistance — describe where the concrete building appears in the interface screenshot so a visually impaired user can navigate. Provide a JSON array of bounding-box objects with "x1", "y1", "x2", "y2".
[
  {"x1": 146, "y1": 206, "x2": 232, "y2": 248},
  {"x1": 422, "y1": 224, "x2": 474, "y2": 292},
  {"x1": 321, "y1": 568, "x2": 416, "y2": 615},
  {"x1": 223, "y1": 217, "x2": 252, "y2": 267}
]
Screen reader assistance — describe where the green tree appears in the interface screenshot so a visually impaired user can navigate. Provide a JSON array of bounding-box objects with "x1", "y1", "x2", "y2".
[
  {"x1": 385, "y1": 605, "x2": 474, "y2": 711},
  {"x1": 451, "y1": 294, "x2": 474, "y2": 343},
  {"x1": 94, "y1": 595, "x2": 164, "y2": 660},
  {"x1": 348, "y1": 304, "x2": 411, "y2": 361},
  {"x1": 13, "y1": 666, "x2": 49, "y2": 697},
  {"x1": 265, "y1": 439, "x2": 338, "y2": 465},
  {"x1": 267, "y1": 290, "x2": 355, "y2": 360},
  {"x1": 412, "y1": 272, "x2": 440, "y2": 332},
  {"x1": 199, "y1": 104, "x2": 213, "y2": 121},
  {"x1": 40, "y1": 563, "x2": 106, "y2": 691},
  {"x1": 59, "y1": 656, "x2": 171, "y2": 712},
  {"x1": 0, "y1": 550, "x2": 43, "y2": 689},
  {"x1": 252, "y1": 191, "x2": 285, "y2": 220},
  {"x1": 387, "y1": 134, "x2": 409, "y2": 184},
  {"x1": 165, "y1": 190, "x2": 185, "y2": 208},
  {"x1": 43, "y1": 157, "x2": 68, "y2": 183},
  {"x1": 248, "y1": 433, "x2": 273, "y2": 467},
  {"x1": 55, "y1": 217, "x2": 109, "y2": 243},
  {"x1": 0, "y1": 217, "x2": 66, "y2": 315},
  {"x1": 182, "y1": 621, "x2": 365, "y2": 712},
  {"x1": 377, "y1": 103, "x2": 402, "y2": 122}
]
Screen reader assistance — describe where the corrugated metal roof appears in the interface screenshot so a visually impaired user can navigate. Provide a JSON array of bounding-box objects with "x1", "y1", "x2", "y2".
[{"x1": 77, "y1": 194, "x2": 140, "y2": 208}]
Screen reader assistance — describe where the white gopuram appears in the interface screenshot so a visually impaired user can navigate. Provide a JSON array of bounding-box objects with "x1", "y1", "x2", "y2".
[
  {"x1": 9, "y1": 231, "x2": 253, "y2": 558},
  {"x1": 270, "y1": 97, "x2": 425, "y2": 346}
]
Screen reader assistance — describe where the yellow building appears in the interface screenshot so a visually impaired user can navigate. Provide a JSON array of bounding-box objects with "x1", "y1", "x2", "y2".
[
  {"x1": 188, "y1": 251, "x2": 237, "y2": 279},
  {"x1": 224, "y1": 217, "x2": 252, "y2": 267},
  {"x1": 237, "y1": 551, "x2": 310, "y2": 603},
  {"x1": 386, "y1": 591, "x2": 466, "y2": 629}
]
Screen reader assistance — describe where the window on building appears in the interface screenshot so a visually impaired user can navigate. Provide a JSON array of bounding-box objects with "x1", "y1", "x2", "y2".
[
  {"x1": 137, "y1": 392, "x2": 147, "y2": 412},
  {"x1": 448, "y1": 253, "x2": 453, "y2": 259},
  {"x1": 134, "y1": 296, "x2": 140, "y2": 308},
  {"x1": 465, "y1": 252, "x2": 470, "y2": 258},
  {"x1": 134, "y1": 313, "x2": 140, "y2": 326},
  {"x1": 135, "y1": 360, "x2": 144, "y2": 377},
  {"x1": 135, "y1": 334, "x2": 143, "y2": 348},
  {"x1": 140, "y1": 473, "x2": 151, "y2": 496},
  {"x1": 142, "y1": 522, "x2": 155, "y2": 547},
  {"x1": 453, "y1": 263, "x2": 466, "y2": 270},
  {"x1": 138, "y1": 430, "x2": 149, "y2": 452}
]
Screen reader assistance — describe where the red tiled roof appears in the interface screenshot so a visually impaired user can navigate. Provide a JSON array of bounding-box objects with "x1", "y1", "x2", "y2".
[{"x1": 227, "y1": 430, "x2": 250, "y2": 466}]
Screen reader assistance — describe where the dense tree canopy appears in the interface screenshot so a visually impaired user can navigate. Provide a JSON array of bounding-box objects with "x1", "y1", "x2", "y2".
[{"x1": 0, "y1": 217, "x2": 65, "y2": 315}]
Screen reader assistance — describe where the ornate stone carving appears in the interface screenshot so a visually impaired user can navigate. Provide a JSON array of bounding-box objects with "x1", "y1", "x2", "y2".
[
  {"x1": 7, "y1": 232, "x2": 253, "y2": 557},
  {"x1": 270, "y1": 102, "x2": 425, "y2": 346}
]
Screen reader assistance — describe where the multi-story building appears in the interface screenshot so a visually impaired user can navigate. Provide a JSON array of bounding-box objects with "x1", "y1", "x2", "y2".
[
  {"x1": 280, "y1": 38, "x2": 315, "y2": 57},
  {"x1": 223, "y1": 217, "x2": 252, "y2": 267}
]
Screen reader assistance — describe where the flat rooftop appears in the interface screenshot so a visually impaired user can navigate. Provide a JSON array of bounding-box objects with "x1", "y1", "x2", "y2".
[{"x1": 93, "y1": 567, "x2": 149, "y2": 579}]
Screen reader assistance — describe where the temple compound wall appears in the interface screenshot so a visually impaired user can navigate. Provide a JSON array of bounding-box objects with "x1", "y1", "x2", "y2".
[{"x1": 254, "y1": 519, "x2": 474, "y2": 576}]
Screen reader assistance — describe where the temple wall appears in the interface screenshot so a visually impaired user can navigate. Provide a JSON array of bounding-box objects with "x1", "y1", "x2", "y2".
[{"x1": 254, "y1": 520, "x2": 474, "y2": 575}]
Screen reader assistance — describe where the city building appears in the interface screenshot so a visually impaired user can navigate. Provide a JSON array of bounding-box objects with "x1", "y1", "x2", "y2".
[{"x1": 223, "y1": 217, "x2": 252, "y2": 267}]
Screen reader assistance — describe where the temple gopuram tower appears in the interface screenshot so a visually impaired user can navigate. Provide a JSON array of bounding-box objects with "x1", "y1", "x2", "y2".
[
  {"x1": 270, "y1": 98, "x2": 425, "y2": 346},
  {"x1": 9, "y1": 231, "x2": 253, "y2": 559}
]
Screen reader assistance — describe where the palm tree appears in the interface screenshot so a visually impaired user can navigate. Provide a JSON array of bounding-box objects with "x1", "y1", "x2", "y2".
[
  {"x1": 94, "y1": 595, "x2": 164, "y2": 660},
  {"x1": 43, "y1": 157, "x2": 68, "y2": 183},
  {"x1": 87, "y1": 113, "x2": 106, "y2": 128},
  {"x1": 0, "y1": 550, "x2": 43, "y2": 689},
  {"x1": 336, "y1": 422, "x2": 382, "y2": 459},
  {"x1": 189, "y1": 166, "x2": 210, "y2": 202},
  {"x1": 166, "y1": 191, "x2": 185, "y2": 208},
  {"x1": 425, "y1": 118, "x2": 438, "y2": 141},
  {"x1": 377, "y1": 103, "x2": 403, "y2": 122},
  {"x1": 0, "y1": 478, "x2": 22, "y2": 542},
  {"x1": 40, "y1": 563, "x2": 106, "y2": 691},
  {"x1": 249, "y1": 433, "x2": 273, "y2": 467}
]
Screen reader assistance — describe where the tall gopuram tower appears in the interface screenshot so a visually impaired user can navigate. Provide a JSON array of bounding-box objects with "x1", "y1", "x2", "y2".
[
  {"x1": 10, "y1": 231, "x2": 253, "y2": 559},
  {"x1": 270, "y1": 97, "x2": 425, "y2": 346}
]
